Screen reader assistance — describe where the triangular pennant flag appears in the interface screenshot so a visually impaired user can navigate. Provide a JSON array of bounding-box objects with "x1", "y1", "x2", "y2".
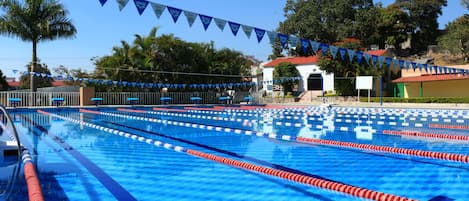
[
  {"x1": 167, "y1": 7, "x2": 182, "y2": 23},
  {"x1": 427, "y1": 64, "x2": 433, "y2": 73},
  {"x1": 267, "y1": 31, "x2": 277, "y2": 44},
  {"x1": 150, "y1": 2, "x2": 165, "y2": 19},
  {"x1": 411, "y1": 62, "x2": 417, "y2": 72},
  {"x1": 393, "y1": 59, "x2": 399, "y2": 70},
  {"x1": 289, "y1": 36, "x2": 299, "y2": 48},
  {"x1": 385, "y1": 57, "x2": 393, "y2": 68},
  {"x1": 300, "y1": 39, "x2": 310, "y2": 54},
  {"x1": 133, "y1": 0, "x2": 149, "y2": 15},
  {"x1": 213, "y1": 18, "x2": 226, "y2": 31},
  {"x1": 199, "y1": 14, "x2": 213, "y2": 31},
  {"x1": 418, "y1": 63, "x2": 423, "y2": 72},
  {"x1": 339, "y1": 48, "x2": 347, "y2": 60},
  {"x1": 356, "y1": 51, "x2": 363, "y2": 64},
  {"x1": 183, "y1": 11, "x2": 197, "y2": 27},
  {"x1": 378, "y1": 56, "x2": 385, "y2": 68},
  {"x1": 117, "y1": 0, "x2": 129, "y2": 11},
  {"x1": 453, "y1": 68, "x2": 457, "y2": 73},
  {"x1": 278, "y1": 33, "x2": 288, "y2": 48},
  {"x1": 423, "y1": 64, "x2": 428, "y2": 73},
  {"x1": 433, "y1": 65, "x2": 438, "y2": 74},
  {"x1": 99, "y1": 0, "x2": 107, "y2": 6},
  {"x1": 329, "y1": 46, "x2": 338, "y2": 59},
  {"x1": 228, "y1": 21, "x2": 240, "y2": 36},
  {"x1": 311, "y1": 41, "x2": 320, "y2": 53},
  {"x1": 364, "y1": 54, "x2": 371, "y2": 64},
  {"x1": 253, "y1": 28, "x2": 265, "y2": 43},
  {"x1": 399, "y1": 60, "x2": 405, "y2": 69},
  {"x1": 347, "y1": 49, "x2": 355, "y2": 62},
  {"x1": 320, "y1": 44, "x2": 329, "y2": 56},
  {"x1": 371, "y1": 55, "x2": 378, "y2": 66},
  {"x1": 443, "y1": 67, "x2": 447, "y2": 74},
  {"x1": 241, "y1": 25, "x2": 253, "y2": 38}
]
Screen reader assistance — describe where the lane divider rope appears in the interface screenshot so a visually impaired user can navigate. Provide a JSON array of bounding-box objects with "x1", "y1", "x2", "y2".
[
  {"x1": 47, "y1": 109, "x2": 415, "y2": 201},
  {"x1": 82, "y1": 109, "x2": 469, "y2": 164}
]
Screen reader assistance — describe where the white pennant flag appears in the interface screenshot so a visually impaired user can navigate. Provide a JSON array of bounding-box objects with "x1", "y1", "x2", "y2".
[
  {"x1": 183, "y1": 11, "x2": 197, "y2": 27},
  {"x1": 213, "y1": 18, "x2": 227, "y2": 31},
  {"x1": 116, "y1": 0, "x2": 129, "y2": 11},
  {"x1": 242, "y1": 25, "x2": 253, "y2": 39},
  {"x1": 150, "y1": 2, "x2": 166, "y2": 19}
]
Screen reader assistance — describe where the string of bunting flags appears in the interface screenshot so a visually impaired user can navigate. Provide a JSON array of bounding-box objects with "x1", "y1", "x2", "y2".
[
  {"x1": 97, "y1": 0, "x2": 469, "y2": 76},
  {"x1": 21, "y1": 71, "x2": 301, "y2": 89}
]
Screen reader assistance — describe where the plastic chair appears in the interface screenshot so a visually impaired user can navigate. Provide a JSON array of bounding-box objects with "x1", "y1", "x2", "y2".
[
  {"x1": 190, "y1": 97, "x2": 202, "y2": 104},
  {"x1": 90, "y1": 98, "x2": 103, "y2": 107},
  {"x1": 160, "y1": 97, "x2": 172, "y2": 105},
  {"x1": 8, "y1": 98, "x2": 21, "y2": 108},
  {"x1": 127, "y1": 97, "x2": 139, "y2": 106},
  {"x1": 51, "y1": 97, "x2": 64, "y2": 107}
]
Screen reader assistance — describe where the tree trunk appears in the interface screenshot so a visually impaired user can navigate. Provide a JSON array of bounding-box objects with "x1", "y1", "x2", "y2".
[{"x1": 31, "y1": 41, "x2": 37, "y2": 92}]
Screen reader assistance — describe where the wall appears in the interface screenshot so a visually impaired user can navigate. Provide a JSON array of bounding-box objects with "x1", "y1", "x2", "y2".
[
  {"x1": 403, "y1": 79, "x2": 469, "y2": 98},
  {"x1": 263, "y1": 64, "x2": 335, "y2": 93}
]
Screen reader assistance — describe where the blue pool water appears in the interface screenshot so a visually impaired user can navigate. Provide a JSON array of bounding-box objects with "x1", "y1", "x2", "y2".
[{"x1": 3, "y1": 106, "x2": 469, "y2": 201}]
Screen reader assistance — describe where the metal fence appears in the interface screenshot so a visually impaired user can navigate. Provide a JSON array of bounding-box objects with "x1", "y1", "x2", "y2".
[
  {"x1": 95, "y1": 91, "x2": 251, "y2": 105},
  {"x1": 0, "y1": 91, "x2": 252, "y2": 107},
  {"x1": 0, "y1": 92, "x2": 80, "y2": 107}
]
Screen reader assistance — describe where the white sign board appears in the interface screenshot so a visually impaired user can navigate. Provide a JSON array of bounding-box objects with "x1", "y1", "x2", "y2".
[{"x1": 356, "y1": 76, "x2": 373, "y2": 90}]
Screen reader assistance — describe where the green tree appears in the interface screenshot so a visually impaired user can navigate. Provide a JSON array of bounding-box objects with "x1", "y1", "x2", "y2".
[
  {"x1": 396, "y1": 0, "x2": 447, "y2": 53},
  {"x1": 461, "y1": 0, "x2": 469, "y2": 10},
  {"x1": 273, "y1": 62, "x2": 299, "y2": 94},
  {"x1": 376, "y1": 4, "x2": 414, "y2": 50},
  {"x1": 437, "y1": 14, "x2": 469, "y2": 63},
  {"x1": 19, "y1": 62, "x2": 52, "y2": 89},
  {"x1": 273, "y1": 0, "x2": 377, "y2": 57},
  {"x1": 0, "y1": 0, "x2": 76, "y2": 92},
  {"x1": 0, "y1": 70, "x2": 9, "y2": 91},
  {"x1": 94, "y1": 28, "x2": 252, "y2": 92}
]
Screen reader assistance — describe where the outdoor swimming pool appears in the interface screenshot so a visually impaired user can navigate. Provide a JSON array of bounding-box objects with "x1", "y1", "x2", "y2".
[{"x1": 3, "y1": 105, "x2": 469, "y2": 201}]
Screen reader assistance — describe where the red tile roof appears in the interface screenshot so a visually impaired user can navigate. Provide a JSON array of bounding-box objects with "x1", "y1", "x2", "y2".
[
  {"x1": 392, "y1": 74, "x2": 469, "y2": 83},
  {"x1": 263, "y1": 49, "x2": 388, "y2": 67},
  {"x1": 7, "y1": 80, "x2": 68, "y2": 87},
  {"x1": 263, "y1": 56, "x2": 319, "y2": 67},
  {"x1": 365, "y1": 49, "x2": 388, "y2": 56}
]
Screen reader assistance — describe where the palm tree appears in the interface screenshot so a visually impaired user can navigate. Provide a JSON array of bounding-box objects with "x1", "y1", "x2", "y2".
[{"x1": 0, "y1": 0, "x2": 76, "y2": 92}]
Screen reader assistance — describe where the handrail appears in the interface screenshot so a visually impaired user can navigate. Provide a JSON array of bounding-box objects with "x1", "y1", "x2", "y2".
[{"x1": 0, "y1": 105, "x2": 22, "y2": 158}]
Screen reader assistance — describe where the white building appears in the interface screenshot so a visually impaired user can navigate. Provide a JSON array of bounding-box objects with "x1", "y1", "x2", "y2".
[{"x1": 262, "y1": 56, "x2": 334, "y2": 96}]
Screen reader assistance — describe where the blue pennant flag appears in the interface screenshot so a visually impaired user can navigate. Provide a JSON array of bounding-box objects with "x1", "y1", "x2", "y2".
[
  {"x1": 453, "y1": 68, "x2": 457, "y2": 73},
  {"x1": 347, "y1": 49, "x2": 355, "y2": 62},
  {"x1": 411, "y1": 62, "x2": 417, "y2": 72},
  {"x1": 133, "y1": 0, "x2": 149, "y2": 15},
  {"x1": 363, "y1": 54, "x2": 371, "y2": 64},
  {"x1": 278, "y1": 33, "x2": 288, "y2": 48},
  {"x1": 371, "y1": 55, "x2": 378, "y2": 66},
  {"x1": 117, "y1": 0, "x2": 129, "y2": 11},
  {"x1": 213, "y1": 18, "x2": 226, "y2": 31},
  {"x1": 199, "y1": 14, "x2": 213, "y2": 30},
  {"x1": 167, "y1": 7, "x2": 182, "y2": 23},
  {"x1": 289, "y1": 36, "x2": 299, "y2": 48},
  {"x1": 443, "y1": 67, "x2": 448, "y2": 74},
  {"x1": 385, "y1": 57, "x2": 392, "y2": 68},
  {"x1": 150, "y1": 2, "x2": 165, "y2": 19},
  {"x1": 423, "y1": 64, "x2": 428, "y2": 72},
  {"x1": 399, "y1": 60, "x2": 405, "y2": 69},
  {"x1": 356, "y1": 51, "x2": 363, "y2": 64},
  {"x1": 267, "y1": 31, "x2": 277, "y2": 44},
  {"x1": 329, "y1": 46, "x2": 338, "y2": 59},
  {"x1": 339, "y1": 48, "x2": 347, "y2": 60},
  {"x1": 99, "y1": 0, "x2": 107, "y2": 6},
  {"x1": 254, "y1": 28, "x2": 265, "y2": 43},
  {"x1": 241, "y1": 25, "x2": 253, "y2": 38},
  {"x1": 427, "y1": 64, "x2": 433, "y2": 73},
  {"x1": 320, "y1": 44, "x2": 329, "y2": 56},
  {"x1": 405, "y1": 62, "x2": 411, "y2": 70},
  {"x1": 393, "y1": 59, "x2": 399, "y2": 70},
  {"x1": 437, "y1": 66, "x2": 442, "y2": 74},
  {"x1": 311, "y1": 41, "x2": 320, "y2": 53},
  {"x1": 300, "y1": 39, "x2": 310, "y2": 54},
  {"x1": 183, "y1": 11, "x2": 197, "y2": 27},
  {"x1": 418, "y1": 63, "x2": 423, "y2": 72},
  {"x1": 228, "y1": 21, "x2": 240, "y2": 36},
  {"x1": 377, "y1": 56, "x2": 384, "y2": 68},
  {"x1": 56, "y1": 75, "x2": 62, "y2": 80}
]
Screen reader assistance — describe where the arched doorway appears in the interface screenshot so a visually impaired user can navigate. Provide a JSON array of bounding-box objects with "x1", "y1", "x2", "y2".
[{"x1": 307, "y1": 74, "x2": 322, "y2": 90}]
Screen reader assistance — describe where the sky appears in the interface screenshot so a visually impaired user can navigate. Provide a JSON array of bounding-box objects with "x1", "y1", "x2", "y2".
[{"x1": 0, "y1": 0, "x2": 466, "y2": 78}]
